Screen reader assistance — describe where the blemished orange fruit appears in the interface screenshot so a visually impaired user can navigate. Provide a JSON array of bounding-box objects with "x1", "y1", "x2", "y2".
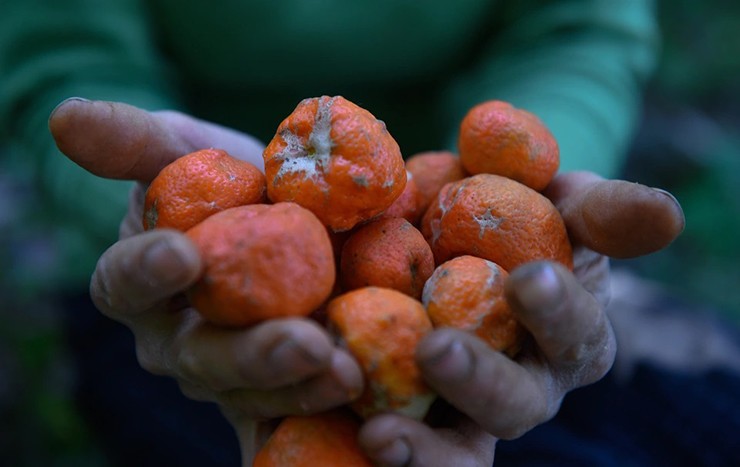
[
  {"x1": 263, "y1": 95, "x2": 407, "y2": 232},
  {"x1": 339, "y1": 217, "x2": 434, "y2": 299},
  {"x1": 143, "y1": 148, "x2": 266, "y2": 231},
  {"x1": 458, "y1": 100, "x2": 559, "y2": 191},
  {"x1": 405, "y1": 150, "x2": 467, "y2": 216},
  {"x1": 422, "y1": 255, "x2": 525, "y2": 357},
  {"x1": 185, "y1": 202, "x2": 335, "y2": 327},
  {"x1": 253, "y1": 409, "x2": 372, "y2": 467},
  {"x1": 377, "y1": 170, "x2": 422, "y2": 225},
  {"x1": 326, "y1": 287, "x2": 436, "y2": 420},
  {"x1": 421, "y1": 173, "x2": 573, "y2": 271}
]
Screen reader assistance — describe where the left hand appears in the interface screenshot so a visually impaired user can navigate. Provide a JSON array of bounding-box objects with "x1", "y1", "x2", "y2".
[{"x1": 357, "y1": 172, "x2": 685, "y2": 466}]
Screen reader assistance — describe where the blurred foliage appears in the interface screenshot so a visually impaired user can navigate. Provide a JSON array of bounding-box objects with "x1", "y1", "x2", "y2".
[
  {"x1": 620, "y1": 0, "x2": 740, "y2": 322},
  {"x1": 1, "y1": 156, "x2": 107, "y2": 465}
]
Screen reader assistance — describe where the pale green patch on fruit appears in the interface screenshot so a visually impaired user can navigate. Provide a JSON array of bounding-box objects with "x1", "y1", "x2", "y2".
[
  {"x1": 144, "y1": 199, "x2": 158, "y2": 230},
  {"x1": 352, "y1": 175, "x2": 369, "y2": 187},
  {"x1": 473, "y1": 207, "x2": 503, "y2": 239},
  {"x1": 394, "y1": 392, "x2": 436, "y2": 420},
  {"x1": 484, "y1": 259, "x2": 501, "y2": 289},
  {"x1": 273, "y1": 97, "x2": 335, "y2": 183}
]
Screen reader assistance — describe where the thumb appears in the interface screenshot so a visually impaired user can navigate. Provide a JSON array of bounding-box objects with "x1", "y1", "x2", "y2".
[{"x1": 49, "y1": 98, "x2": 265, "y2": 183}]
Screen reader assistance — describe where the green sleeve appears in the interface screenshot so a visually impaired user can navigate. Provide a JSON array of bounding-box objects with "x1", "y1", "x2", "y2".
[
  {"x1": 442, "y1": 0, "x2": 660, "y2": 177},
  {"x1": 0, "y1": 0, "x2": 181, "y2": 290}
]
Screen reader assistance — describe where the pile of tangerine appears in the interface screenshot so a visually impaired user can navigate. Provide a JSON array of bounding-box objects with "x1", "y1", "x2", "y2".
[{"x1": 144, "y1": 95, "x2": 573, "y2": 466}]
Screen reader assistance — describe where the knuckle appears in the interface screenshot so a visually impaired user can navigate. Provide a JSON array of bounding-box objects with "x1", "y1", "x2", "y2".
[
  {"x1": 135, "y1": 340, "x2": 169, "y2": 376},
  {"x1": 174, "y1": 340, "x2": 205, "y2": 384},
  {"x1": 90, "y1": 251, "x2": 139, "y2": 318},
  {"x1": 218, "y1": 390, "x2": 275, "y2": 420},
  {"x1": 178, "y1": 381, "x2": 213, "y2": 402}
]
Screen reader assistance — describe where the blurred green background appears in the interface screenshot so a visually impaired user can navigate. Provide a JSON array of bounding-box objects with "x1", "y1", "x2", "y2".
[{"x1": 1, "y1": 1, "x2": 739, "y2": 465}]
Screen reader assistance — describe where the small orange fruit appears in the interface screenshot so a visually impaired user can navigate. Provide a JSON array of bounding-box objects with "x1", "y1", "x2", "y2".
[
  {"x1": 422, "y1": 255, "x2": 525, "y2": 357},
  {"x1": 253, "y1": 409, "x2": 372, "y2": 467},
  {"x1": 458, "y1": 100, "x2": 559, "y2": 191},
  {"x1": 421, "y1": 174, "x2": 573, "y2": 271},
  {"x1": 377, "y1": 170, "x2": 422, "y2": 225},
  {"x1": 143, "y1": 148, "x2": 266, "y2": 231},
  {"x1": 263, "y1": 95, "x2": 407, "y2": 232},
  {"x1": 326, "y1": 287, "x2": 436, "y2": 420},
  {"x1": 339, "y1": 217, "x2": 434, "y2": 300},
  {"x1": 185, "y1": 202, "x2": 335, "y2": 327},
  {"x1": 405, "y1": 150, "x2": 467, "y2": 216}
]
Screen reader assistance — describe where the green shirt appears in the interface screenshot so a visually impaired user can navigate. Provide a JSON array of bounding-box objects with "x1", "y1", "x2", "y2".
[{"x1": 0, "y1": 0, "x2": 660, "y2": 291}]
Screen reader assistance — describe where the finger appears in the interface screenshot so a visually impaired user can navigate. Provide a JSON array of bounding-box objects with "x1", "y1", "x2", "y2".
[
  {"x1": 358, "y1": 412, "x2": 495, "y2": 467},
  {"x1": 172, "y1": 318, "x2": 338, "y2": 392},
  {"x1": 505, "y1": 261, "x2": 616, "y2": 389},
  {"x1": 545, "y1": 171, "x2": 685, "y2": 258},
  {"x1": 119, "y1": 182, "x2": 147, "y2": 239},
  {"x1": 49, "y1": 98, "x2": 265, "y2": 183},
  {"x1": 90, "y1": 229, "x2": 202, "y2": 320},
  {"x1": 572, "y1": 245, "x2": 611, "y2": 307},
  {"x1": 215, "y1": 349, "x2": 364, "y2": 420},
  {"x1": 416, "y1": 328, "x2": 551, "y2": 439}
]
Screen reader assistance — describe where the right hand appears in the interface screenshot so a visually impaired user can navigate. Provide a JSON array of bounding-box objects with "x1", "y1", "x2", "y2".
[{"x1": 50, "y1": 98, "x2": 364, "y2": 462}]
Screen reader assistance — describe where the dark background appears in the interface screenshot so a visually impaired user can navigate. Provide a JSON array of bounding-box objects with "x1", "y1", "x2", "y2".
[{"x1": 1, "y1": 1, "x2": 739, "y2": 464}]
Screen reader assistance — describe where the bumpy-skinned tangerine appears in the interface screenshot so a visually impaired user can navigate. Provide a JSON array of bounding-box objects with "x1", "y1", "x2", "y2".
[
  {"x1": 143, "y1": 148, "x2": 266, "y2": 231},
  {"x1": 340, "y1": 217, "x2": 434, "y2": 299},
  {"x1": 405, "y1": 150, "x2": 467, "y2": 216},
  {"x1": 377, "y1": 170, "x2": 422, "y2": 225},
  {"x1": 421, "y1": 174, "x2": 573, "y2": 271},
  {"x1": 253, "y1": 409, "x2": 372, "y2": 467},
  {"x1": 458, "y1": 100, "x2": 559, "y2": 191},
  {"x1": 185, "y1": 202, "x2": 335, "y2": 327},
  {"x1": 263, "y1": 95, "x2": 406, "y2": 232},
  {"x1": 326, "y1": 287, "x2": 436, "y2": 420},
  {"x1": 422, "y1": 255, "x2": 525, "y2": 357}
]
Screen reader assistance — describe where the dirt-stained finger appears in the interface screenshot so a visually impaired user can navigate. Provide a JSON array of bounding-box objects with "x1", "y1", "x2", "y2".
[
  {"x1": 89, "y1": 229, "x2": 202, "y2": 320},
  {"x1": 505, "y1": 261, "x2": 617, "y2": 389},
  {"x1": 171, "y1": 318, "x2": 338, "y2": 392},
  {"x1": 216, "y1": 350, "x2": 364, "y2": 420},
  {"x1": 416, "y1": 328, "x2": 552, "y2": 440},
  {"x1": 359, "y1": 412, "x2": 495, "y2": 467}
]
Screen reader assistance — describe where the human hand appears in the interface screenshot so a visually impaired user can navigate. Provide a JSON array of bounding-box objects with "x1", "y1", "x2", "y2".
[
  {"x1": 49, "y1": 99, "x2": 364, "y2": 464},
  {"x1": 356, "y1": 171, "x2": 685, "y2": 466}
]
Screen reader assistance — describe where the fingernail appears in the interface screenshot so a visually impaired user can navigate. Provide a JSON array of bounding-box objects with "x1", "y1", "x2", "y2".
[
  {"x1": 510, "y1": 262, "x2": 562, "y2": 311},
  {"x1": 374, "y1": 438, "x2": 411, "y2": 467},
  {"x1": 418, "y1": 333, "x2": 472, "y2": 382},
  {"x1": 269, "y1": 339, "x2": 324, "y2": 369},
  {"x1": 331, "y1": 350, "x2": 364, "y2": 399},
  {"x1": 651, "y1": 187, "x2": 680, "y2": 206},
  {"x1": 142, "y1": 237, "x2": 198, "y2": 287},
  {"x1": 50, "y1": 97, "x2": 91, "y2": 119}
]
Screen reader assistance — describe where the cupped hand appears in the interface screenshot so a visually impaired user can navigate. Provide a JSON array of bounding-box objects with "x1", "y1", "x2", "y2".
[
  {"x1": 49, "y1": 99, "x2": 364, "y2": 463},
  {"x1": 358, "y1": 171, "x2": 685, "y2": 466}
]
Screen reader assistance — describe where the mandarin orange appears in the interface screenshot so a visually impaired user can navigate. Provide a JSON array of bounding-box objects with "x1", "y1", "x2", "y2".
[
  {"x1": 377, "y1": 170, "x2": 422, "y2": 225},
  {"x1": 458, "y1": 100, "x2": 559, "y2": 191},
  {"x1": 326, "y1": 287, "x2": 436, "y2": 420},
  {"x1": 339, "y1": 217, "x2": 434, "y2": 299},
  {"x1": 421, "y1": 173, "x2": 573, "y2": 271},
  {"x1": 405, "y1": 150, "x2": 467, "y2": 216},
  {"x1": 185, "y1": 202, "x2": 335, "y2": 327},
  {"x1": 263, "y1": 95, "x2": 406, "y2": 232},
  {"x1": 143, "y1": 148, "x2": 266, "y2": 231},
  {"x1": 253, "y1": 409, "x2": 372, "y2": 467},
  {"x1": 422, "y1": 255, "x2": 525, "y2": 357}
]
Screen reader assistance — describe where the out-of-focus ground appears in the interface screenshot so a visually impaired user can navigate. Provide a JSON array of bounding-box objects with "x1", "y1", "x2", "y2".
[{"x1": 1, "y1": 1, "x2": 738, "y2": 465}]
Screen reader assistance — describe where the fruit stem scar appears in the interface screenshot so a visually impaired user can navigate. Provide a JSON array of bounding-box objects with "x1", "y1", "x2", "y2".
[
  {"x1": 473, "y1": 207, "x2": 503, "y2": 239},
  {"x1": 273, "y1": 96, "x2": 336, "y2": 182}
]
